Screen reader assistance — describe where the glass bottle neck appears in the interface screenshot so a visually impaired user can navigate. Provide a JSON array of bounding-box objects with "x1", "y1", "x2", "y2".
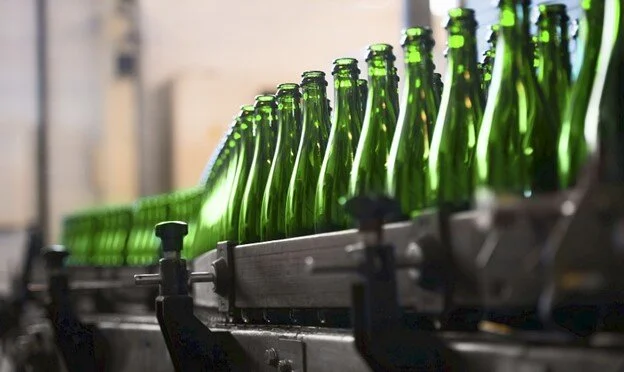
[
  {"x1": 333, "y1": 71, "x2": 359, "y2": 125},
  {"x1": 302, "y1": 84, "x2": 329, "y2": 128},
  {"x1": 447, "y1": 24, "x2": 479, "y2": 73}
]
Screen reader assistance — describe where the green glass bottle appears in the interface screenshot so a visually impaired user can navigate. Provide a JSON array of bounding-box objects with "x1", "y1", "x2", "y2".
[
  {"x1": 349, "y1": 44, "x2": 399, "y2": 197},
  {"x1": 63, "y1": 211, "x2": 95, "y2": 265},
  {"x1": 389, "y1": 66, "x2": 400, "y2": 115},
  {"x1": 92, "y1": 205, "x2": 132, "y2": 266},
  {"x1": 532, "y1": 35, "x2": 541, "y2": 71},
  {"x1": 223, "y1": 105, "x2": 255, "y2": 241},
  {"x1": 169, "y1": 187, "x2": 204, "y2": 259},
  {"x1": 429, "y1": 9, "x2": 485, "y2": 210},
  {"x1": 584, "y1": 0, "x2": 624, "y2": 183},
  {"x1": 536, "y1": 3, "x2": 571, "y2": 133},
  {"x1": 238, "y1": 95, "x2": 278, "y2": 243},
  {"x1": 387, "y1": 28, "x2": 437, "y2": 216},
  {"x1": 314, "y1": 58, "x2": 363, "y2": 232},
  {"x1": 126, "y1": 194, "x2": 170, "y2": 266},
  {"x1": 260, "y1": 84, "x2": 302, "y2": 240},
  {"x1": 557, "y1": 0, "x2": 605, "y2": 188},
  {"x1": 195, "y1": 110, "x2": 246, "y2": 252},
  {"x1": 433, "y1": 72, "x2": 443, "y2": 110},
  {"x1": 481, "y1": 24, "x2": 499, "y2": 98},
  {"x1": 357, "y1": 78, "x2": 368, "y2": 118},
  {"x1": 475, "y1": 0, "x2": 559, "y2": 197},
  {"x1": 285, "y1": 71, "x2": 331, "y2": 237}
]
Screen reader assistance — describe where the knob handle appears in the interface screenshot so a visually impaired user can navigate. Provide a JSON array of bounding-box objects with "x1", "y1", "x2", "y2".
[
  {"x1": 155, "y1": 221, "x2": 188, "y2": 255},
  {"x1": 42, "y1": 245, "x2": 69, "y2": 270},
  {"x1": 344, "y1": 195, "x2": 401, "y2": 233}
]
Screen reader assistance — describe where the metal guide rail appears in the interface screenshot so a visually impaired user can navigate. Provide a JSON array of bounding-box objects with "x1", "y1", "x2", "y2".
[{"x1": 9, "y1": 169, "x2": 624, "y2": 371}]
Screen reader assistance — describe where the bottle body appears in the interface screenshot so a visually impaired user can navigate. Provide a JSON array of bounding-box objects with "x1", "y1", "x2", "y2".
[
  {"x1": 285, "y1": 72, "x2": 331, "y2": 237},
  {"x1": 261, "y1": 85, "x2": 302, "y2": 240},
  {"x1": 315, "y1": 59, "x2": 363, "y2": 232}
]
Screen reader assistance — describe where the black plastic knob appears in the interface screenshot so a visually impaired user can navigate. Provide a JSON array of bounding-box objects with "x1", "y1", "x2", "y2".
[
  {"x1": 344, "y1": 195, "x2": 401, "y2": 232},
  {"x1": 42, "y1": 245, "x2": 69, "y2": 270},
  {"x1": 155, "y1": 221, "x2": 188, "y2": 253}
]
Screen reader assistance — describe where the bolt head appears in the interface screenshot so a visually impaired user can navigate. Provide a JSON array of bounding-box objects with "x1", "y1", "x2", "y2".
[
  {"x1": 277, "y1": 360, "x2": 293, "y2": 372},
  {"x1": 264, "y1": 348, "x2": 278, "y2": 366},
  {"x1": 155, "y1": 221, "x2": 188, "y2": 240}
]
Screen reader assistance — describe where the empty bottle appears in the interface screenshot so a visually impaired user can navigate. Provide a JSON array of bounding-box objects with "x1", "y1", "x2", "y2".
[
  {"x1": 314, "y1": 59, "x2": 363, "y2": 232},
  {"x1": 349, "y1": 44, "x2": 399, "y2": 198},
  {"x1": 285, "y1": 71, "x2": 331, "y2": 237},
  {"x1": 62, "y1": 211, "x2": 95, "y2": 265},
  {"x1": 238, "y1": 95, "x2": 278, "y2": 243},
  {"x1": 169, "y1": 187, "x2": 204, "y2": 259},
  {"x1": 429, "y1": 9, "x2": 484, "y2": 210},
  {"x1": 126, "y1": 194, "x2": 170, "y2": 266},
  {"x1": 536, "y1": 3, "x2": 571, "y2": 132},
  {"x1": 584, "y1": 0, "x2": 624, "y2": 183},
  {"x1": 261, "y1": 84, "x2": 302, "y2": 240},
  {"x1": 92, "y1": 205, "x2": 132, "y2": 266},
  {"x1": 387, "y1": 27, "x2": 437, "y2": 216},
  {"x1": 475, "y1": 0, "x2": 558, "y2": 197},
  {"x1": 558, "y1": 0, "x2": 605, "y2": 188},
  {"x1": 481, "y1": 24, "x2": 499, "y2": 98}
]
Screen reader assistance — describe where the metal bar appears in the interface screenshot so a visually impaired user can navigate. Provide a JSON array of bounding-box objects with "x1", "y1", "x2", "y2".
[{"x1": 35, "y1": 0, "x2": 49, "y2": 244}]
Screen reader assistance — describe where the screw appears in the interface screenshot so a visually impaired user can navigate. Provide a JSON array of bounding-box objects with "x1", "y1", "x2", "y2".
[
  {"x1": 264, "y1": 348, "x2": 278, "y2": 367},
  {"x1": 277, "y1": 360, "x2": 293, "y2": 372}
]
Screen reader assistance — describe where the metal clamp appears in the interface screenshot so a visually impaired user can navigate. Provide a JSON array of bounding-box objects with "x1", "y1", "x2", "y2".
[
  {"x1": 134, "y1": 221, "x2": 247, "y2": 372},
  {"x1": 43, "y1": 245, "x2": 109, "y2": 372}
]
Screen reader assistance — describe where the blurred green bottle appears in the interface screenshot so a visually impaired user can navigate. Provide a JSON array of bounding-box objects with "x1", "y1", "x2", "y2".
[
  {"x1": 389, "y1": 66, "x2": 400, "y2": 115},
  {"x1": 386, "y1": 28, "x2": 437, "y2": 216},
  {"x1": 536, "y1": 3, "x2": 571, "y2": 133},
  {"x1": 314, "y1": 59, "x2": 363, "y2": 232},
  {"x1": 357, "y1": 78, "x2": 368, "y2": 118},
  {"x1": 349, "y1": 44, "x2": 398, "y2": 197},
  {"x1": 557, "y1": 0, "x2": 605, "y2": 188},
  {"x1": 584, "y1": 0, "x2": 624, "y2": 183},
  {"x1": 260, "y1": 84, "x2": 302, "y2": 240},
  {"x1": 92, "y1": 205, "x2": 132, "y2": 266},
  {"x1": 481, "y1": 24, "x2": 499, "y2": 98},
  {"x1": 475, "y1": 0, "x2": 558, "y2": 197},
  {"x1": 169, "y1": 187, "x2": 204, "y2": 259},
  {"x1": 196, "y1": 110, "x2": 247, "y2": 252},
  {"x1": 429, "y1": 9, "x2": 484, "y2": 210},
  {"x1": 238, "y1": 95, "x2": 278, "y2": 243},
  {"x1": 126, "y1": 194, "x2": 170, "y2": 266},
  {"x1": 433, "y1": 72, "x2": 443, "y2": 109},
  {"x1": 223, "y1": 106, "x2": 255, "y2": 241},
  {"x1": 285, "y1": 71, "x2": 331, "y2": 237},
  {"x1": 62, "y1": 211, "x2": 95, "y2": 265}
]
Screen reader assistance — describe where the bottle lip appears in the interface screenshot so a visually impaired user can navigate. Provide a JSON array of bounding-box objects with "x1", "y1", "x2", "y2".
[
  {"x1": 401, "y1": 27, "x2": 434, "y2": 48},
  {"x1": 366, "y1": 43, "x2": 395, "y2": 62},
  {"x1": 536, "y1": 3, "x2": 569, "y2": 23},
  {"x1": 239, "y1": 104, "x2": 254, "y2": 112},
  {"x1": 445, "y1": 7, "x2": 477, "y2": 29},
  {"x1": 301, "y1": 70, "x2": 328, "y2": 86},
  {"x1": 254, "y1": 94, "x2": 276, "y2": 106},
  {"x1": 332, "y1": 57, "x2": 360, "y2": 75},
  {"x1": 276, "y1": 83, "x2": 300, "y2": 97}
]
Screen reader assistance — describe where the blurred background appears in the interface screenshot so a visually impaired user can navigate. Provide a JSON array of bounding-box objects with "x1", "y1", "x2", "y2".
[{"x1": 0, "y1": 0, "x2": 580, "y2": 291}]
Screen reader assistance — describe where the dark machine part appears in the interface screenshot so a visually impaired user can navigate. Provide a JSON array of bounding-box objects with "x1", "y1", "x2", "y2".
[
  {"x1": 43, "y1": 245, "x2": 109, "y2": 372},
  {"x1": 134, "y1": 221, "x2": 247, "y2": 372}
]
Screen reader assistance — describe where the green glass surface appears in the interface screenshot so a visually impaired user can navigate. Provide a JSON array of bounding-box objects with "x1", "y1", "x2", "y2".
[
  {"x1": 557, "y1": 0, "x2": 605, "y2": 188},
  {"x1": 349, "y1": 44, "x2": 398, "y2": 198},
  {"x1": 433, "y1": 72, "x2": 443, "y2": 110},
  {"x1": 285, "y1": 71, "x2": 331, "y2": 237},
  {"x1": 222, "y1": 106, "x2": 255, "y2": 241},
  {"x1": 475, "y1": 0, "x2": 559, "y2": 197},
  {"x1": 91, "y1": 205, "x2": 132, "y2": 266},
  {"x1": 126, "y1": 194, "x2": 170, "y2": 266},
  {"x1": 387, "y1": 28, "x2": 437, "y2": 216},
  {"x1": 238, "y1": 95, "x2": 278, "y2": 243},
  {"x1": 536, "y1": 3, "x2": 571, "y2": 134},
  {"x1": 357, "y1": 78, "x2": 368, "y2": 119},
  {"x1": 428, "y1": 9, "x2": 484, "y2": 210},
  {"x1": 314, "y1": 59, "x2": 363, "y2": 232},
  {"x1": 389, "y1": 66, "x2": 400, "y2": 115},
  {"x1": 169, "y1": 186, "x2": 205, "y2": 259},
  {"x1": 584, "y1": 0, "x2": 624, "y2": 183},
  {"x1": 481, "y1": 24, "x2": 499, "y2": 98},
  {"x1": 195, "y1": 110, "x2": 245, "y2": 251},
  {"x1": 62, "y1": 212, "x2": 95, "y2": 265},
  {"x1": 261, "y1": 84, "x2": 302, "y2": 240}
]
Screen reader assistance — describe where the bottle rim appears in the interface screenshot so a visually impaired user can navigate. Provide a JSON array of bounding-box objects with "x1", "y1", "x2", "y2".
[
  {"x1": 365, "y1": 43, "x2": 395, "y2": 62},
  {"x1": 301, "y1": 70, "x2": 328, "y2": 86},
  {"x1": 401, "y1": 27, "x2": 435, "y2": 48},
  {"x1": 332, "y1": 57, "x2": 360, "y2": 75},
  {"x1": 276, "y1": 83, "x2": 300, "y2": 97},
  {"x1": 536, "y1": 3, "x2": 569, "y2": 23},
  {"x1": 254, "y1": 95, "x2": 277, "y2": 106},
  {"x1": 445, "y1": 7, "x2": 478, "y2": 29}
]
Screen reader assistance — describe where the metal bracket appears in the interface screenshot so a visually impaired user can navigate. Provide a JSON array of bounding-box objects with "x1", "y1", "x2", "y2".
[
  {"x1": 43, "y1": 245, "x2": 109, "y2": 372},
  {"x1": 135, "y1": 221, "x2": 247, "y2": 372}
]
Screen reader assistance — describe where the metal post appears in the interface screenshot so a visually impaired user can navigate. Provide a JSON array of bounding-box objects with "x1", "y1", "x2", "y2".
[{"x1": 35, "y1": 0, "x2": 49, "y2": 244}]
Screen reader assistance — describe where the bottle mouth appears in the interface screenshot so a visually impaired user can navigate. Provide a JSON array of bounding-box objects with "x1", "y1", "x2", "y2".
[
  {"x1": 301, "y1": 70, "x2": 327, "y2": 86},
  {"x1": 445, "y1": 8, "x2": 477, "y2": 29},
  {"x1": 239, "y1": 104, "x2": 254, "y2": 112},
  {"x1": 254, "y1": 94, "x2": 276, "y2": 106},
  {"x1": 276, "y1": 83, "x2": 300, "y2": 97},
  {"x1": 332, "y1": 58, "x2": 360, "y2": 75},
  {"x1": 536, "y1": 3, "x2": 569, "y2": 23},
  {"x1": 401, "y1": 27, "x2": 434, "y2": 48},
  {"x1": 366, "y1": 43, "x2": 395, "y2": 62}
]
